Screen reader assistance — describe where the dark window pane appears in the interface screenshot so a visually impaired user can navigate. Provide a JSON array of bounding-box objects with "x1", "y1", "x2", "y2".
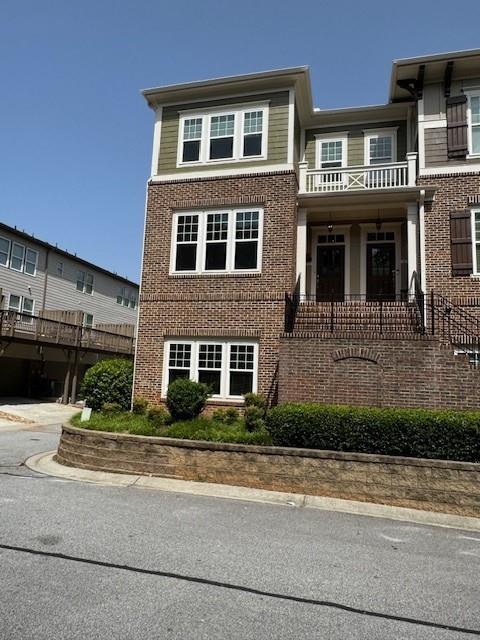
[
  {"x1": 234, "y1": 241, "x2": 257, "y2": 269},
  {"x1": 182, "y1": 140, "x2": 200, "y2": 162},
  {"x1": 243, "y1": 133, "x2": 262, "y2": 157},
  {"x1": 168, "y1": 369, "x2": 190, "y2": 386},
  {"x1": 210, "y1": 137, "x2": 233, "y2": 159},
  {"x1": 229, "y1": 371, "x2": 253, "y2": 396},
  {"x1": 199, "y1": 370, "x2": 221, "y2": 394},
  {"x1": 205, "y1": 242, "x2": 227, "y2": 270},
  {"x1": 175, "y1": 244, "x2": 197, "y2": 271}
]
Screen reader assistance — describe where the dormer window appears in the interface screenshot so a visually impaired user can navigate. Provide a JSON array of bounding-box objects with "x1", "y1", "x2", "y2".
[{"x1": 177, "y1": 103, "x2": 268, "y2": 166}]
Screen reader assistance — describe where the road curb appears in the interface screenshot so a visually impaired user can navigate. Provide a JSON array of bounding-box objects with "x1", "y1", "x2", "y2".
[{"x1": 26, "y1": 451, "x2": 480, "y2": 532}]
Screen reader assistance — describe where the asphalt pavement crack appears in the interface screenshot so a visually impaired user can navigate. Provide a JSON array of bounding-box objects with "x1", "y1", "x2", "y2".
[{"x1": 0, "y1": 542, "x2": 478, "y2": 636}]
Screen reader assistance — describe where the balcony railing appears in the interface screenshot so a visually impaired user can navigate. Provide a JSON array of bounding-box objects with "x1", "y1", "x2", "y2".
[
  {"x1": 298, "y1": 153, "x2": 417, "y2": 194},
  {"x1": 0, "y1": 310, "x2": 135, "y2": 355}
]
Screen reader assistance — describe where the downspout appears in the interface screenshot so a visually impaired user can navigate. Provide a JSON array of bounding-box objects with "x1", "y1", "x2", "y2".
[{"x1": 419, "y1": 189, "x2": 426, "y2": 293}]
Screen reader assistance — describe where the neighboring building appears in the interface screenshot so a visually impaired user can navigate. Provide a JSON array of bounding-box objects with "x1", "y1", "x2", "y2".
[
  {"x1": 0, "y1": 222, "x2": 138, "y2": 399},
  {"x1": 134, "y1": 49, "x2": 480, "y2": 411}
]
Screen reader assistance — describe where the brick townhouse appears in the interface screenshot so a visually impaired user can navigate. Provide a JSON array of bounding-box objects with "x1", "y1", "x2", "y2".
[{"x1": 134, "y1": 48, "x2": 480, "y2": 411}]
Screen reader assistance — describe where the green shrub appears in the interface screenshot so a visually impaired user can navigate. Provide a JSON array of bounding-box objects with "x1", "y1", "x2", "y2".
[
  {"x1": 101, "y1": 402, "x2": 122, "y2": 415},
  {"x1": 147, "y1": 405, "x2": 168, "y2": 428},
  {"x1": 244, "y1": 393, "x2": 267, "y2": 432},
  {"x1": 81, "y1": 359, "x2": 133, "y2": 411},
  {"x1": 266, "y1": 403, "x2": 480, "y2": 463},
  {"x1": 212, "y1": 407, "x2": 240, "y2": 425},
  {"x1": 132, "y1": 396, "x2": 149, "y2": 415},
  {"x1": 164, "y1": 417, "x2": 271, "y2": 445},
  {"x1": 166, "y1": 378, "x2": 210, "y2": 421}
]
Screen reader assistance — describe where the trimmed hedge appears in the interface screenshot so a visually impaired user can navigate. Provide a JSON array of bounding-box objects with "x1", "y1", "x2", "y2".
[
  {"x1": 266, "y1": 403, "x2": 480, "y2": 463},
  {"x1": 81, "y1": 359, "x2": 133, "y2": 411}
]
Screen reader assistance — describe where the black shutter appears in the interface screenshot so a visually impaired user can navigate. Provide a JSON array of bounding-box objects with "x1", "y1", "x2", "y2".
[
  {"x1": 446, "y1": 95, "x2": 468, "y2": 158},
  {"x1": 450, "y1": 210, "x2": 473, "y2": 276}
]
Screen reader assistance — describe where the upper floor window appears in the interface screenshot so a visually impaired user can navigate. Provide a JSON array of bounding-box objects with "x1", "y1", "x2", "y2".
[
  {"x1": 171, "y1": 208, "x2": 262, "y2": 275},
  {"x1": 117, "y1": 286, "x2": 137, "y2": 309},
  {"x1": 467, "y1": 93, "x2": 480, "y2": 156},
  {"x1": 0, "y1": 237, "x2": 38, "y2": 275},
  {"x1": 315, "y1": 134, "x2": 347, "y2": 189},
  {"x1": 76, "y1": 270, "x2": 94, "y2": 294},
  {"x1": 178, "y1": 103, "x2": 268, "y2": 166},
  {"x1": 364, "y1": 129, "x2": 397, "y2": 165},
  {"x1": 56, "y1": 261, "x2": 64, "y2": 276}
]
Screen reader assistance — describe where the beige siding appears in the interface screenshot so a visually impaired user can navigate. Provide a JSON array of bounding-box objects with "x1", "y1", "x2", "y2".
[
  {"x1": 304, "y1": 121, "x2": 408, "y2": 169},
  {"x1": 158, "y1": 91, "x2": 290, "y2": 174}
]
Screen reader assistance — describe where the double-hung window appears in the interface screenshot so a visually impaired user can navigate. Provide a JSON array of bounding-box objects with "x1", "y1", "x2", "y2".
[
  {"x1": 472, "y1": 208, "x2": 480, "y2": 274},
  {"x1": 315, "y1": 134, "x2": 347, "y2": 189},
  {"x1": 178, "y1": 103, "x2": 267, "y2": 166},
  {"x1": 24, "y1": 249, "x2": 38, "y2": 275},
  {"x1": 77, "y1": 270, "x2": 94, "y2": 294},
  {"x1": 467, "y1": 93, "x2": 480, "y2": 156},
  {"x1": 10, "y1": 243, "x2": 25, "y2": 272},
  {"x1": 365, "y1": 129, "x2": 396, "y2": 165},
  {"x1": 171, "y1": 208, "x2": 262, "y2": 274},
  {"x1": 0, "y1": 237, "x2": 10, "y2": 267},
  {"x1": 164, "y1": 339, "x2": 258, "y2": 399},
  {"x1": 8, "y1": 294, "x2": 34, "y2": 322}
]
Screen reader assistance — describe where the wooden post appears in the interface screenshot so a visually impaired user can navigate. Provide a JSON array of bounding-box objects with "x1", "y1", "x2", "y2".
[
  {"x1": 70, "y1": 349, "x2": 79, "y2": 404},
  {"x1": 62, "y1": 352, "x2": 72, "y2": 404}
]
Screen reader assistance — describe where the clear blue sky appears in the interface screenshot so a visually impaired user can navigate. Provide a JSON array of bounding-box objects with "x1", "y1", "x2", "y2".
[{"x1": 1, "y1": 0, "x2": 479, "y2": 282}]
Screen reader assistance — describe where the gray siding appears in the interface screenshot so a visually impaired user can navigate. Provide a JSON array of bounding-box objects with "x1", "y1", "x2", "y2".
[
  {"x1": 304, "y1": 120, "x2": 408, "y2": 169},
  {"x1": 0, "y1": 227, "x2": 138, "y2": 327},
  {"x1": 158, "y1": 91, "x2": 290, "y2": 174}
]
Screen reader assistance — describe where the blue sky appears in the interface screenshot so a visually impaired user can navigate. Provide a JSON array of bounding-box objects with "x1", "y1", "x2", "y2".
[{"x1": 1, "y1": 0, "x2": 479, "y2": 282}]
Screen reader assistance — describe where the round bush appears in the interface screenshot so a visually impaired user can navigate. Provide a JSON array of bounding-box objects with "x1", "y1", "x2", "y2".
[
  {"x1": 166, "y1": 378, "x2": 210, "y2": 421},
  {"x1": 81, "y1": 359, "x2": 133, "y2": 411}
]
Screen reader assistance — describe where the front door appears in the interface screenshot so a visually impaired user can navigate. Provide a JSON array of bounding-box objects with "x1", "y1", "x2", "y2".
[
  {"x1": 316, "y1": 245, "x2": 345, "y2": 300},
  {"x1": 366, "y1": 243, "x2": 396, "y2": 300}
]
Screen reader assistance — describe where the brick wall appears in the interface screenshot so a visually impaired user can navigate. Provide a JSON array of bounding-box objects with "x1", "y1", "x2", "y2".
[
  {"x1": 278, "y1": 336, "x2": 480, "y2": 410},
  {"x1": 57, "y1": 425, "x2": 480, "y2": 517},
  {"x1": 134, "y1": 171, "x2": 298, "y2": 403},
  {"x1": 419, "y1": 173, "x2": 480, "y2": 310}
]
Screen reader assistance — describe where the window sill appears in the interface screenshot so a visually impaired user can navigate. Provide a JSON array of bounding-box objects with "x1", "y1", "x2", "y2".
[
  {"x1": 169, "y1": 272, "x2": 262, "y2": 279},
  {"x1": 176, "y1": 156, "x2": 267, "y2": 169}
]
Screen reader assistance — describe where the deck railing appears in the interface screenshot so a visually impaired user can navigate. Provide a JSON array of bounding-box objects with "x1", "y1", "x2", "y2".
[
  {"x1": 298, "y1": 153, "x2": 417, "y2": 194},
  {"x1": 0, "y1": 310, "x2": 135, "y2": 355}
]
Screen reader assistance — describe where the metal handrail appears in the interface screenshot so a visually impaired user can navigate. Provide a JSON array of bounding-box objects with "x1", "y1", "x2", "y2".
[{"x1": 430, "y1": 292, "x2": 480, "y2": 364}]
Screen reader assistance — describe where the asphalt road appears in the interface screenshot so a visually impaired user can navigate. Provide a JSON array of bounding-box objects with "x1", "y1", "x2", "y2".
[{"x1": 0, "y1": 422, "x2": 479, "y2": 639}]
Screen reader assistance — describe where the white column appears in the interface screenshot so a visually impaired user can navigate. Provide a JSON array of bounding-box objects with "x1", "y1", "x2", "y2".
[
  {"x1": 296, "y1": 208, "x2": 307, "y2": 296},
  {"x1": 407, "y1": 203, "x2": 419, "y2": 294},
  {"x1": 298, "y1": 161, "x2": 308, "y2": 193},
  {"x1": 150, "y1": 106, "x2": 163, "y2": 177},
  {"x1": 406, "y1": 152, "x2": 418, "y2": 186}
]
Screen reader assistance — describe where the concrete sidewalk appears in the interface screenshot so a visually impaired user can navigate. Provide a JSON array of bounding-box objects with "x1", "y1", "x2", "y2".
[
  {"x1": 27, "y1": 450, "x2": 480, "y2": 533},
  {"x1": 0, "y1": 399, "x2": 80, "y2": 429}
]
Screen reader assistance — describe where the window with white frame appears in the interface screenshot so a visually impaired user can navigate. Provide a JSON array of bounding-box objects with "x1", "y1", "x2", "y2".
[
  {"x1": 473, "y1": 209, "x2": 480, "y2": 274},
  {"x1": 365, "y1": 130, "x2": 396, "y2": 165},
  {"x1": 164, "y1": 339, "x2": 258, "y2": 398},
  {"x1": 315, "y1": 135, "x2": 347, "y2": 188},
  {"x1": 8, "y1": 294, "x2": 34, "y2": 319},
  {"x1": 172, "y1": 208, "x2": 262, "y2": 274},
  {"x1": 178, "y1": 103, "x2": 267, "y2": 165},
  {"x1": 117, "y1": 286, "x2": 137, "y2": 308},
  {"x1": 468, "y1": 93, "x2": 480, "y2": 156},
  {"x1": 76, "y1": 270, "x2": 94, "y2": 294},
  {"x1": 0, "y1": 237, "x2": 10, "y2": 267},
  {"x1": 83, "y1": 313, "x2": 94, "y2": 328},
  {"x1": 56, "y1": 261, "x2": 64, "y2": 276},
  {"x1": 0, "y1": 238, "x2": 38, "y2": 274}
]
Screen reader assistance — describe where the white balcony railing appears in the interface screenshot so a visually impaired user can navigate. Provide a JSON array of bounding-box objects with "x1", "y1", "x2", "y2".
[{"x1": 298, "y1": 153, "x2": 417, "y2": 194}]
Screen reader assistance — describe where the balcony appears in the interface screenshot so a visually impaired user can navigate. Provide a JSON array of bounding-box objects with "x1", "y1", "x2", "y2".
[{"x1": 298, "y1": 153, "x2": 417, "y2": 197}]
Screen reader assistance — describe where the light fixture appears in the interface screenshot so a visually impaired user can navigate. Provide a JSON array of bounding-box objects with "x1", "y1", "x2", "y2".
[{"x1": 327, "y1": 213, "x2": 333, "y2": 234}]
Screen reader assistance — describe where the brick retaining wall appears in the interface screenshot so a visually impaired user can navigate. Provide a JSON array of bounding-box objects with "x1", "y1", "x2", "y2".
[{"x1": 57, "y1": 425, "x2": 480, "y2": 517}]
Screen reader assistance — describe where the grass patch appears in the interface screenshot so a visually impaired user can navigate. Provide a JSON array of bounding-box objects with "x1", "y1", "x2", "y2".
[{"x1": 70, "y1": 412, "x2": 271, "y2": 445}]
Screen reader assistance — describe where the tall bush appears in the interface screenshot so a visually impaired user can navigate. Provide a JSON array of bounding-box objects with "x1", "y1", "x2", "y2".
[
  {"x1": 81, "y1": 359, "x2": 133, "y2": 411},
  {"x1": 266, "y1": 403, "x2": 480, "y2": 463}
]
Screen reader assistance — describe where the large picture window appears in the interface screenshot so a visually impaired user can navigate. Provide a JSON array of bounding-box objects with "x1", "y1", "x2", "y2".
[
  {"x1": 164, "y1": 339, "x2": 258, "y2": 399},
  {"x1": 171, "y1": 208, "x2": 263, "y2": 274},
  {"x1": 178, "y1": 103, "x2": 267, "y2": 166}
]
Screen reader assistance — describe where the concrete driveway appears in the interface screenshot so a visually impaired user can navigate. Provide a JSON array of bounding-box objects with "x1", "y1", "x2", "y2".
[{"x1": 0, "y1": 398, "x2": 80, "y2": 429}]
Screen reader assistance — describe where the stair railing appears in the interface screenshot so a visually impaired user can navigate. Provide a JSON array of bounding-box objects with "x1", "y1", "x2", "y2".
[{"x1": 430, "y1": 291, "x2": 480, "y2": 365}]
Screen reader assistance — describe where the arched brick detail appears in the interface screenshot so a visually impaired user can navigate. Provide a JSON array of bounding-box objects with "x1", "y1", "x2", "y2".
[{"x1": 331, "y1": 346, "x2": 381, "y2": 364}]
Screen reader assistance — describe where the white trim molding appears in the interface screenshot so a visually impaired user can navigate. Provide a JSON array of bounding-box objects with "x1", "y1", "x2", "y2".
[
  {"x1": 287, "y1": 88, "x2": 295, "y2": 164},
  {"x1": 419, "y1": 164, "x2": 480, "y2": 177},
  {"x1": 150, "y1": 106, "x2": 163, "y2": 177},
  {"x1": 150, "y1": 163, "x2": 295, "y2": 182},
  {"x1": 364, "y1": 127, "x2": 398, "y2": 166}
]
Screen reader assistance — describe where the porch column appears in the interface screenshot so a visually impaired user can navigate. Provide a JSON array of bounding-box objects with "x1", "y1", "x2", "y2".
[
  {"x1": 407, "y1": 203, "x2": 419, "y2": 294},
  {"x1": 296, "y1": 208, "x2": 307, "y2": 296},
  {"x1": 62, "y1": 352, "x2": 72, "y2": 405}
]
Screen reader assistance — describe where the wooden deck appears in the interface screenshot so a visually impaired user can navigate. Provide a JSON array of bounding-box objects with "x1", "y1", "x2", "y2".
[{"x1": 0, "y1": 310, "x2": 135, "y2": 356}]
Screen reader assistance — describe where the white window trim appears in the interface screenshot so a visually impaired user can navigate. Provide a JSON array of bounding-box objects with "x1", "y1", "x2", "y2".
[
  {"x1": 24, "y1": 248, "x2": 38, "y2": 276},
  {"x1": 10, "y1": 242, "x2": 26, "y2": 273},
  {"x1": 314, "y1": 132, "x2": 348, "y2": 169},
  {"x1": 177, "y1": 102, "x2": 269, "y2": 167},
  {"x1": 471, "y1": 208, "x2": 480, "y2": 275},
  {"x1": 162, "y1": 338, "x2": 259, "y2": 400},
  {"x1": 170, "y1": 207, "x2": 263, "y2": 276},
  {"x1": 310, "y1": 225, "x2": 351, "y2": 297},
  {"x1": 0, "y1": 235, "x2": 11, "y2": 268},
  {"x1": 466, "y1": 91, "x2": 480, "y2": 159},
  {"x1": 363, "y1": 127, "x2": 398, "y2": 166},
  {"x1": 8, "y1": 294, "x2": 35, "y2": 317},
  {"x1": 76, "y1": 270, "x2": 94, "y2": 295}
]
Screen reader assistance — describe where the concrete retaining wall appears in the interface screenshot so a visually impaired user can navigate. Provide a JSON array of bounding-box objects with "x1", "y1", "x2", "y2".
[{"x1": 57, "y1": 425, "x2": 480, "y2": 517}]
